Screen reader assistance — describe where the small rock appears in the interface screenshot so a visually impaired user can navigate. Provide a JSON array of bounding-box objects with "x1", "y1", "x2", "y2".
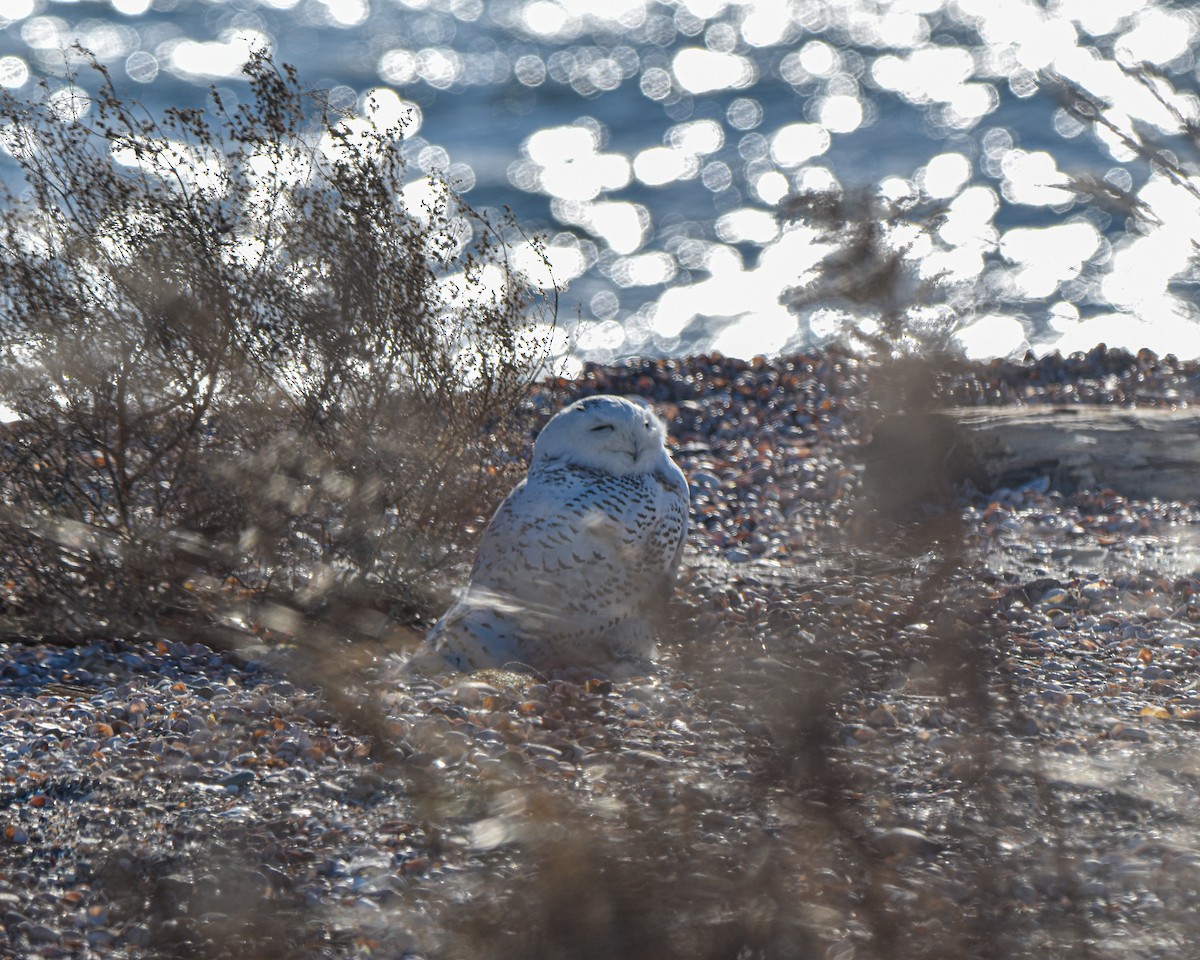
[
  {"x1": 218, "y1": 770, "x2": 256, "y2": 790},
  {"x1": 874, "y1": 827, "x2": 942, "y2": 858},
  {"x1": 864, "y1": 704, "x2": 898, "y2": 728},
  {"x1": 125, "y1": 923, "x2": 152, "y2": 947},
  {"x1": 1108, "y1": 723, "x2": 1153, "y2": 742},
  {"x1": 840, "y1": 724, "x2": 875, "y2": 744},
  {"x1": 4, "y1": 825, "x2": 28, "y2": 844},
  {"x1": 27, "y1": 923, "x2": 62, "y2": 944},
  {"x1": 86, "y1": 928, "x2": 118, "y2": 947},
  {"x1": 1039, "y1": 588, "x2": 1070, "y2": 607}
]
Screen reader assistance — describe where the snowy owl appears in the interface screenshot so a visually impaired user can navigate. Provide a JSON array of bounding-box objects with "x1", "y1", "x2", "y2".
[{"x1": 416, "y1": 395, "x2": 689, "y2": 675}]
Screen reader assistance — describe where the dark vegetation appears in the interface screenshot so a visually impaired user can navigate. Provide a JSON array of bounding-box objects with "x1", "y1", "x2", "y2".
[
  {"x1": 1, "y1": 51, "x2": 1198, "y2": 960},
  {"x1": 0, "y1": 50, "x2": 551, "y2": 645}
]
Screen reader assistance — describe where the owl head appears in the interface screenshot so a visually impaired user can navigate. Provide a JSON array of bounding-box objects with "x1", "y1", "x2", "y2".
[{"x1": 532, "y1": 395, "x2": 670, "y2": 476}]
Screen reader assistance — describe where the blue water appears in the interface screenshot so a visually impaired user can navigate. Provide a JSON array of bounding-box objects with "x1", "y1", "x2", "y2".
[{"x1": 1, "y1": 0, "x2": 1196, "y2": 362}]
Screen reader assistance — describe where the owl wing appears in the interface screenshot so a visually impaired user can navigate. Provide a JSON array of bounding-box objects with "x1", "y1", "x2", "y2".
[
  {"x1": 654, "y1": 457, "x2": 689, "y2": 584},
  {"x1": 425, "y1": 462, "x2": 688, "y2": 672},
  {"x1": 467, "y1": 464, "x2": 683, "y2": 616}
]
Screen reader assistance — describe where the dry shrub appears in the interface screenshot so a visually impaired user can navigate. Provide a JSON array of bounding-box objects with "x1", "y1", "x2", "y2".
[
  {"x1": 0, "y1": 50, "x2": 553, "y2": 640},
  {"x1": 781, "y1": 187, "x2": 968, "y2": 356},
  {"x1": 779, "y1": 187, "x2": 976, "y2": 488}
]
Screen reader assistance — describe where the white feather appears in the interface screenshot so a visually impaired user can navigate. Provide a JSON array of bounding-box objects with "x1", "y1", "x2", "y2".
[{"x1": 419, "y1": 395, "x2": 689, "y2": 674}]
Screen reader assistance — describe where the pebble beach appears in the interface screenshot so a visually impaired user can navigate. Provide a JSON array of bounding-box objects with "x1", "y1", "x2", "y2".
[{"x1": 6, "y1": 348, "x2": 1200, "y2": 958}]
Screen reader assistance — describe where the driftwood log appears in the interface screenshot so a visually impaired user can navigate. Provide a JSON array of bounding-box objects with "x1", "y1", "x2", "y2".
[{"x1": 863, "y1": 406, "x2": 1200, "y2": 514}]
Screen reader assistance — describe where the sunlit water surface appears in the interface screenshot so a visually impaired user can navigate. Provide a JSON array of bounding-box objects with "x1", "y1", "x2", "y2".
[{"x1": 3, "y1": 0, "x2": 1200, "y2": 369}]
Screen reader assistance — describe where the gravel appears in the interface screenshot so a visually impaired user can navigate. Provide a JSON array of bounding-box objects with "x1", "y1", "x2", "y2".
[{"x1": 4, "y1": 347, "x2": 1200, "y2": 958}]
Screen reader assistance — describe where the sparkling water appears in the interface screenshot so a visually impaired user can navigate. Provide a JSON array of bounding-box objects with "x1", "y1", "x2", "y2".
[{"x1": 1, "y1": 0, "x2": 1197, "y2": 364}]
